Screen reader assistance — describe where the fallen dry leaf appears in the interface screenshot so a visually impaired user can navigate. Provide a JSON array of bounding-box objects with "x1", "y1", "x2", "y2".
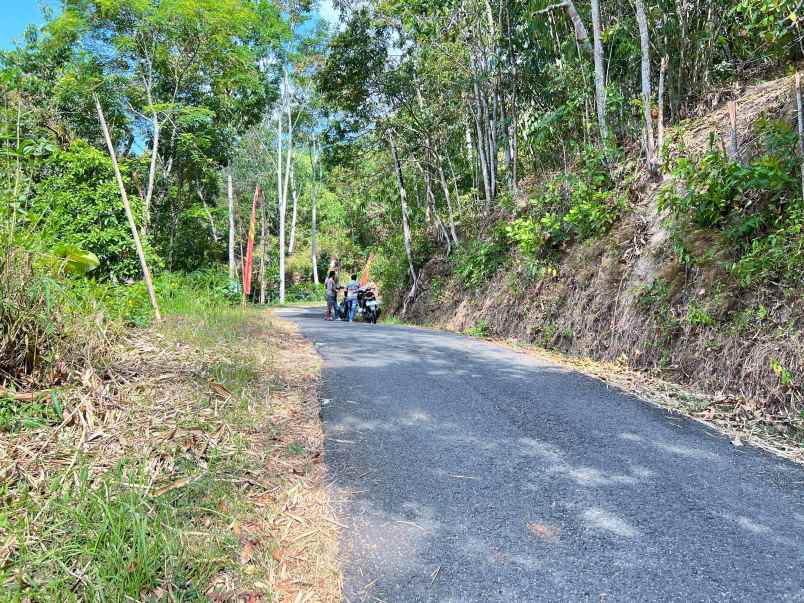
[
  {"x1": 210, "y1": 382, "x2": 233, "y2": 399},
  {"x1": 0, "y1": 535, "x2": 18, "y2": 568},
  {"x1": 152, "y1": 471, "x2": 205, "y2": 497},
  {"x1": 527, "y1": 522, "x2": 561, "y2": 542},
  {"x1": 240, "y1": 540, "x2": 256, "y2": 565}
]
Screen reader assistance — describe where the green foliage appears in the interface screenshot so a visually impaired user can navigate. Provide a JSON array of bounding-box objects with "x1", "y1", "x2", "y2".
[
  {"x1": 29, "y1": 140, "x2": 160, "y2": 280},
  {"x1": 771, "y1": 357, "x2": 795, "y2": 387},
  {"x1": 507, "y1": 146, "x2": 625, "y2": 261},
  {"x1": 506, "y1": 213, "x2": 564, "y2": 256},
  {"x1": 452, "y1": 227, "x2": 509, "y2": 289},
  {"x1": 686, "y1": 303, "x2": 715, "y2": 328},
  {"x1": 638, "y1": 278, "x2": 670, "y2": 308},
  {"x1": 731, "y1": 0, "x2": 800, "y2": 60},
  {"x1": 52, "y1": 244, "x2": 100, "y2": 276},
  {"x1": 661, "y1": 120, "x2": 803, "y2": 285},
  {"x1": 465, "y1": 319, "x2": 488, "y2": 337},
  {"x1": 731, "y1": 201, "x2": 804, "y2": 285},
  {"x1": 281, "y1": 283, "x2": 327, "y2": 304},
  {"x1": 0, "y1": 392, "x2": 62, "y2": 432}
]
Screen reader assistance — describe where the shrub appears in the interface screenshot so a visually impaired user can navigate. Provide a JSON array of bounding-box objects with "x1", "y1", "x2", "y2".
[
  {"x1": 0, "y1": 245, "x2": 108, "y2": 388},
  {"x1": 508, "y1": 145, "x2": 625, "y2": 260},
  {"x1": 563, "y1": 187, "x2": 625, "y2": 240},
  {"x1": 452, "y1": 227, "x2": 509, "y2": 289},
  {"x1": 686, "y1": 302, "x2": 715, "y2": 327},
  {"x1": 660, "y1": 120, "x2": 803, "y2": 285},
  {"x1": 29, "y1": 140, "x2": 162, "y2": 281},
  {"x1": 506, "y1": 212, "x2": 564, "y2": 256}
]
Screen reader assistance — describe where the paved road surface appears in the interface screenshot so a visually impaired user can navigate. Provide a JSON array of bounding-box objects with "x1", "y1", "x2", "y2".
[{"x1": 280, "y1": 307, "x2": 804, "y2": 602}]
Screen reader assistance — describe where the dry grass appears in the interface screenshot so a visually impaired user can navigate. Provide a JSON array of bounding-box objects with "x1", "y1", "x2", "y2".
[{"x1": 0, "y1": 304, "x2": 341, "y2": 601}]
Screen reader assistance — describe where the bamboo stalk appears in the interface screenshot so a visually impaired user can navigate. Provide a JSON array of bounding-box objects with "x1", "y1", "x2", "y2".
[
  {"x1": 796, "y1": 73, "x2": 804, "y2": 203},
  {"x1": 94, "y1": 95, "x2": 161, "y2": 322},
  {"x1": 657, "y1": 56, "x2": 668, "y2": 159}
]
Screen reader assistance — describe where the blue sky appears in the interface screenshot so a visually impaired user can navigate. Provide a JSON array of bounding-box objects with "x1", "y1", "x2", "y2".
[
  {"x1": 0, "y1": 1, "x2": 59, "y2": 48},
  {"x1": 1, "y1": 1, "x2": 338, "y2": 49}
]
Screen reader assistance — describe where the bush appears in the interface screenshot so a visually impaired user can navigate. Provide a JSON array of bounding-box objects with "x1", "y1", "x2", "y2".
[
  {"x1": 732, "y1": 201, "x2": 804, "y2": 286},
  {"x1": 506, "y1": 213, "x2": 564, "y2": 256},
  {"x1": 660, "y1": 120, "x2": 803, "y2": 285},
  {"x1": 452, "y1": 226, "x2": 509, "y2": 289},
  {"x1": 29, "y1": 140, "x2": 162, "y2": 281},
  {"x1": 507, "y1": 147, "x2": 624, "y2": 259},
  {"x1": 0, "y1": 245, "x2": 108, "y2": 388}
]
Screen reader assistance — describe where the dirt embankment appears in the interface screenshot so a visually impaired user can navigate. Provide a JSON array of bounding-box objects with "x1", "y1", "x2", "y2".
[{"x1": 396, "y1": 74, "x2": 803, "y2": 452}]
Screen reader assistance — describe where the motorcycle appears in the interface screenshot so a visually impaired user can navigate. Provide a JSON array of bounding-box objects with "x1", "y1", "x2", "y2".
[{"x1": 358, "y1": 287, "x2": 381, "y2": 324}]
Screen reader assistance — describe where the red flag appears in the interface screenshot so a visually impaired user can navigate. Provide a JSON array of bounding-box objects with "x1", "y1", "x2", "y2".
[{"x1": 243, "y1": 184, "x2": 260, "y2": 296}]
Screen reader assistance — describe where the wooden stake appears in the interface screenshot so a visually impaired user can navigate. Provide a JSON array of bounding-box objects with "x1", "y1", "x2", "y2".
[
  {"x1": 796, "y1": 73, "x2": 804, "y2": 202},
  {"x1": 94, "y1": 95, "x2": 161, "y2": 322},
  {"x1": 727, "y1": 100, "x2": 739, "y2": 162},
  {"x1": 657, "y1": 56, "x2": 668, "y2": 160}
]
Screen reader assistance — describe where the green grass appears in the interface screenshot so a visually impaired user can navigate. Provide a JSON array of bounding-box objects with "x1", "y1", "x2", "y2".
[
  {"x1": 465, "y1": 319, "x2": 488, "y2": 338},
  {"x1": 2, "y1": 463, "x2": 231, "y2": 601},
  {"x1": 379, "y1": 315, "x2": 403, "y2": 325},
  {"x1": 0, "y1": 275, "x2": 275, "y2": 600}
]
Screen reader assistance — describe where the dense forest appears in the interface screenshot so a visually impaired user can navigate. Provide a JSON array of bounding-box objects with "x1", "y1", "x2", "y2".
[{"x1": 1, "y1": 0, "x2": 803, "y2": 598}]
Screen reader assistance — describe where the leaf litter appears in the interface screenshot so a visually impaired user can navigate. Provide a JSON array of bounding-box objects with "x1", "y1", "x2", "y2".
[{"x1": 0, "y1": 309, "x2": 342, "y2": 601}]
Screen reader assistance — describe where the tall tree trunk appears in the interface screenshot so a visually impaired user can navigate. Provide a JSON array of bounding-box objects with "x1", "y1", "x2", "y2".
[
  {"x1": 657, "y1": 56, "x2": 668, "y2": 158},
  {"x1": 796, "y1": 73, "x2": 804, "y2": 203},
  {"x1": 142, "y1": 75, "x2": 159, "y2": 235},
  {"x1": 473, "y1": 80, "x2": 493, "y2": 208},
  {"x1": 227, "y1": 168, "x2": 236, "y2": 280},
  {"x1": 447, "y1": 153, "x2": 463, "y2": 211},
  {"x1": 310, "y1": 141, "x2": 320, "y2": 285},
  {"x1": 563, "y1": 0, "x2": 593, "y2": 54},
  {"x1": 277, "y1": 116, "x2": 286, "y2": 305},
  {"x1": 94, "y1": 95, "x2": 161, "y2": 321},
  {"x1": 436, "y1": 155, "x2": 459, "y2": 243},
  {"x1": 278, "y1": 68, "x2": 293, "y2": 304},
  {"x1": 505, "y1": 3, "x2": 519, "y2": 195},
  {"x1": 198, "y1": 188, "x2": 219, "y2": 242},
  {"x1": 142, "y1": 111, "x2": 159, "y2": 234},
  {"x1": 288, "y1": 162, "x2": 299, "y2": 256},
  {"x1": 635, "y1": 0, "x2": 655, "y2": 170},
  {"x1": 389, "y1": 135, "x2": 417, "y2": 307},
  {"x1": 310, "y1": 186, "x2": 319, "y2": 285},
  {"x1": 591, "y1": 0, "x2": 609, "y2": 142}
]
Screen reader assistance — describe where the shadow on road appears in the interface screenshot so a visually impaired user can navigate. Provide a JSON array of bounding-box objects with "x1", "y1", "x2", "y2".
[{"x1": 278, "y1": 307, "x2": 804, "y2": 602}]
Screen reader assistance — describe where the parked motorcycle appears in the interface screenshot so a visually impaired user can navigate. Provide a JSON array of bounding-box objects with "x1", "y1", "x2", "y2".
[{"x1": 358, "y1": 287, "x2": 381, "y2": 324}]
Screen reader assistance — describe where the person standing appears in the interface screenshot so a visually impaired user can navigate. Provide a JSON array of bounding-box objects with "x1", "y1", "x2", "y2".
[
  {"x1": 325, "y1": 271, "x2": 337, "y2": 320},
  {"x1": 346, "y1": 273, "x2": 360, "y2": 322}
]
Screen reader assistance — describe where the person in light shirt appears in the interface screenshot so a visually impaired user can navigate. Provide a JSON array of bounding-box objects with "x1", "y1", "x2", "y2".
[{"x1": 345, "y1": 273, "x2": 360, "y2": 322}]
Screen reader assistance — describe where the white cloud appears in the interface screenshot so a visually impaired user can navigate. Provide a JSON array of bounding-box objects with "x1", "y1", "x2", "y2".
[{"x1": 318, "y1": 0, "x2": 340, "y2": 27}]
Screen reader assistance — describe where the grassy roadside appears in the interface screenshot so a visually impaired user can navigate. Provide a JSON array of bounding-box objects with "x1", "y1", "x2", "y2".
[
  {"x1": 1, "y1": 290, "x2": 340, "y2": 601},
  {"x1": 382, "y1": 315, "x2": 804, "y2": 464}
]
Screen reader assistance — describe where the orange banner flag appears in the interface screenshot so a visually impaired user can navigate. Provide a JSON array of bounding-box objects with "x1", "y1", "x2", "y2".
[
  {"x1": 243, "y1": 184, "x2": 260, "y2": 296},
  {"x1": 359, "y1": 254, "x2": 375, "y2": 287}
]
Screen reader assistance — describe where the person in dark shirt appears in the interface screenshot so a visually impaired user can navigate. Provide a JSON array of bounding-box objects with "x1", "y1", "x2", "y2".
[{"x1": 324, "y1": 271, "x2": 337, "y2": 320}]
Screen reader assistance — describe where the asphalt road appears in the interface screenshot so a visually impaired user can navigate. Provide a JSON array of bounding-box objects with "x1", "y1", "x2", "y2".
[{"x1": 280, "y1": 307, "x2": 804, "y2": 602}]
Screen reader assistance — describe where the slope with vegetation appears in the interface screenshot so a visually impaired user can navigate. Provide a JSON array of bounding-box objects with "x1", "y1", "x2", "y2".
[{"x1": 314, "y1": 0, "x2": 804, "y2": 453}]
